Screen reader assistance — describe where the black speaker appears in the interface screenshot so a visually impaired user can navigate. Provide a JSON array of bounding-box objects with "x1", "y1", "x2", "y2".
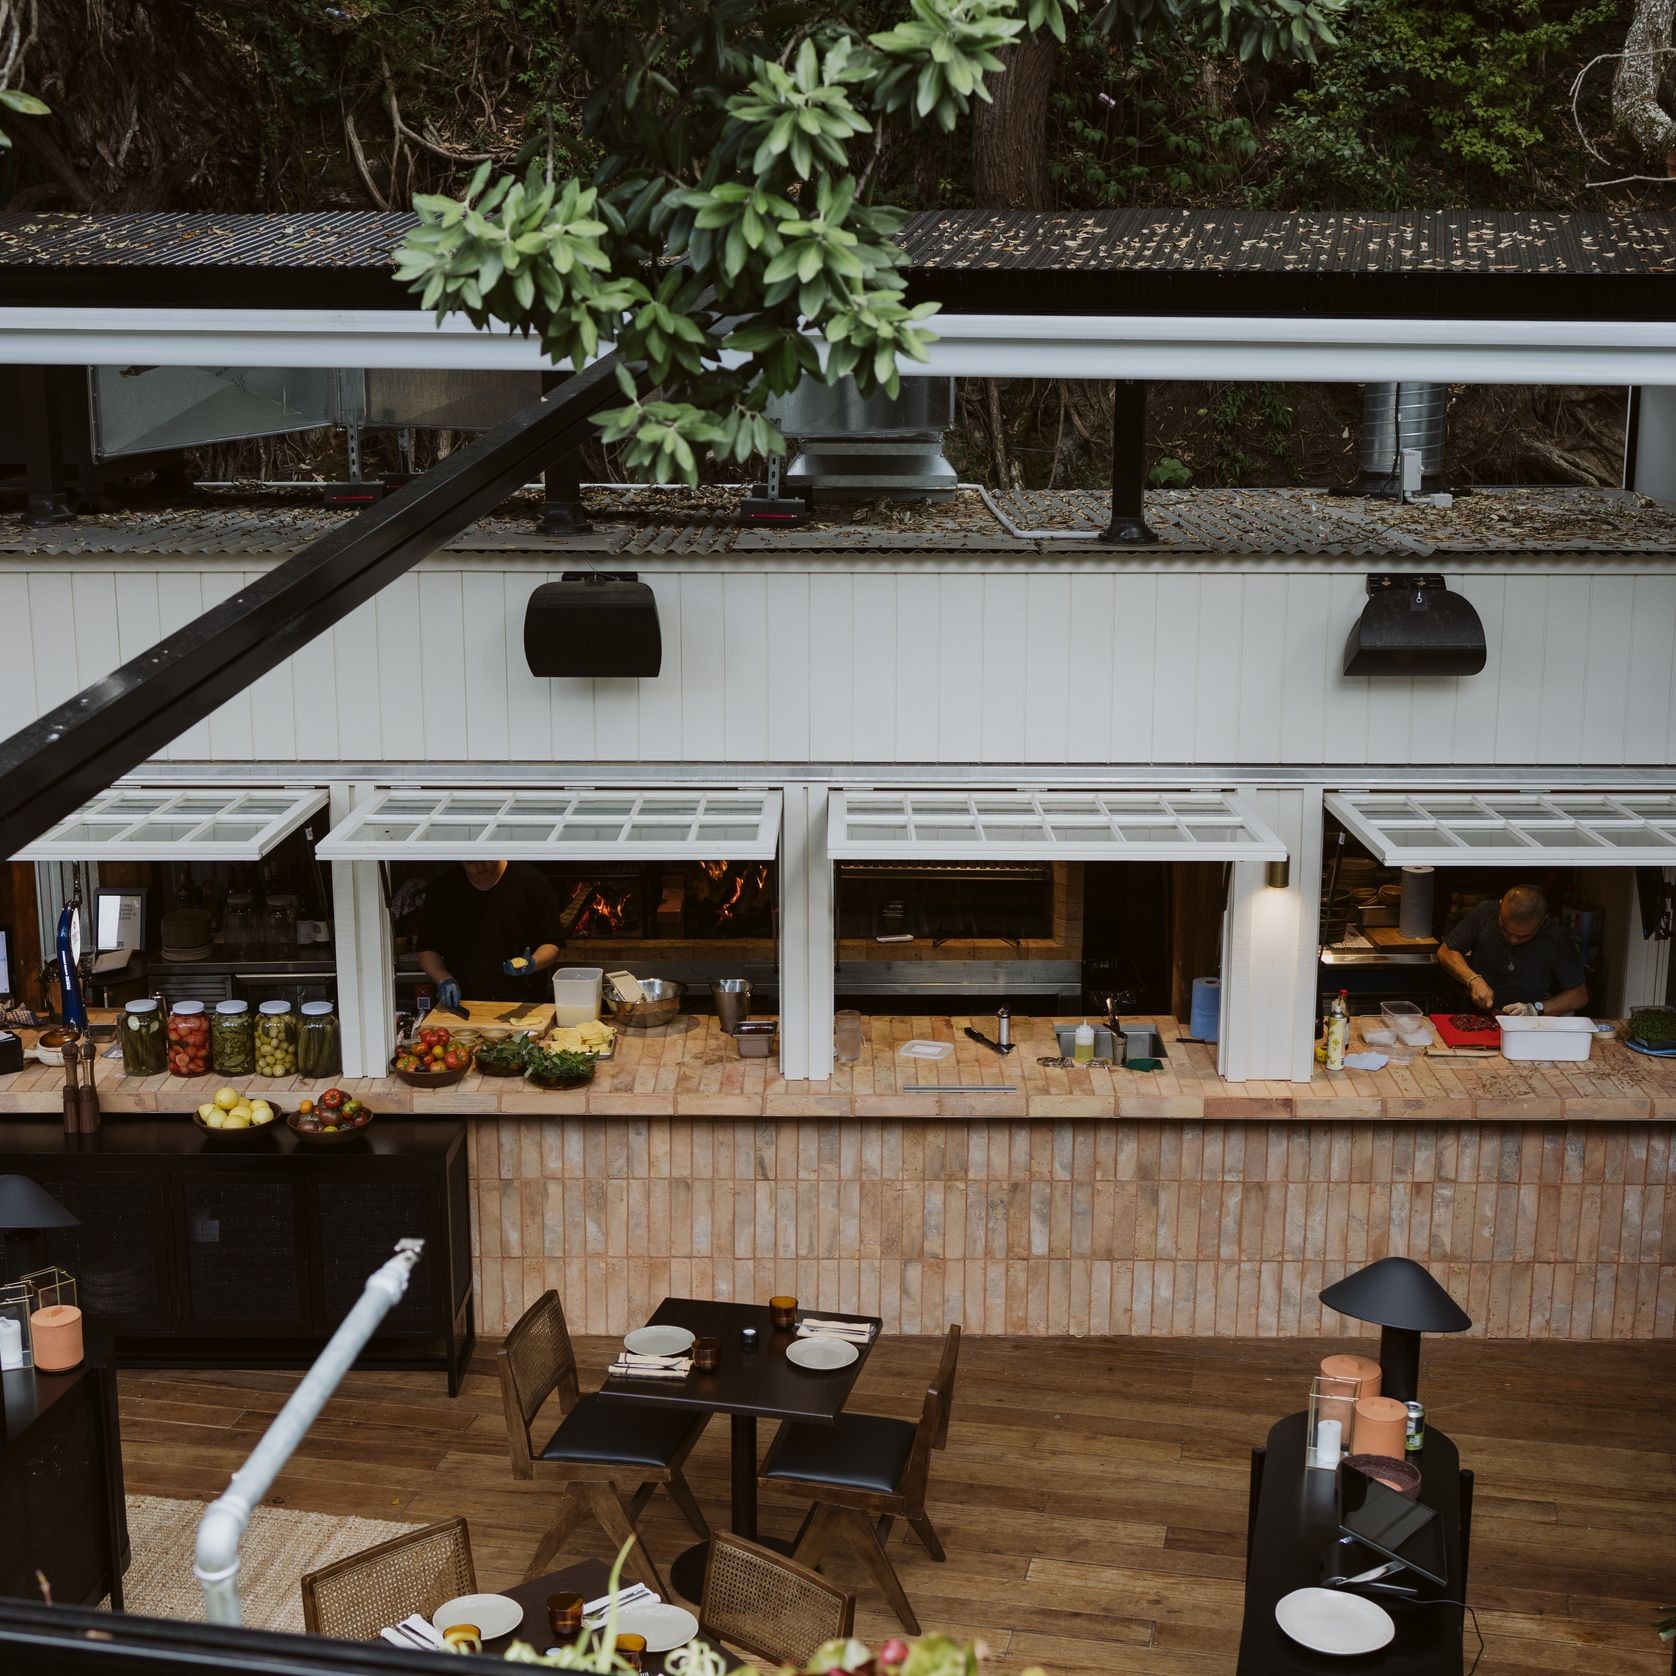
[
  {"x1": 524, "y1": 573, "x2": 662, "y2": 678},
  {"x1": 1344, "y1": 573, "x2": 1486, "y2": 677}
]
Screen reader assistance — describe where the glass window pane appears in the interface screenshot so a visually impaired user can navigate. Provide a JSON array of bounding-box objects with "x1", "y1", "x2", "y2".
[
  {"x1": 624, "y1": 824, "x2": 693, "y2": 843},
  {"x1": 1051, "y1": 825, "x2": 1115, "y2": 842},
  {"x1": 914, "y1": 824, "x2": 981, "y2": 842},
  {"x1": 1528, "y1": 827, "x2": 1602, "y2": 848},
  {"x1": 1603, "y1": 828, "x2": 1675, "y2": 847},
  {"x1": 1387, "y1": 828, "x2": 1451, "y2": 848},
  {"x1": 1186, "y1": 823, "x2": 1253, "y2": 842},
  {"x1": 555, "y1": 823, "x2": 625, "y2": 843},
  {"x1": 1453, "y1": 827, "x2": 1519, "y2": 847},
  {"x1": 363, "y1": 820, "x2": 422, "y2": 842},
  {"x1": 848, "y1": 822, "x2": 910, "y2": 842},
  {"x1": 1113, "y1": 825, "x2": 1183, "y2": 843},
  {"x1": 694, "y1": 824, "x2": 762, "y2": 843}
]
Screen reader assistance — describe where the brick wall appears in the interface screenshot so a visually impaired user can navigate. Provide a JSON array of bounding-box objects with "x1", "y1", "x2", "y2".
[{"x1": 467, "y1": 1119, "x2": 1675, "y2": 1340}]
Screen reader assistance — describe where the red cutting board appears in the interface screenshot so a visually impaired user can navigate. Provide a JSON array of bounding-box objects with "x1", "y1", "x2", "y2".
[{"x1": 1429, "y1": 1011, "x2": 1500, "y2": 1047}]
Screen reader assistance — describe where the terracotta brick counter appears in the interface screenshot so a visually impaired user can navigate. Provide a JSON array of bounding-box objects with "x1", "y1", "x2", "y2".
[{"x1": 3, "y1": 1014, "x2": 1674, "y2": 1123}]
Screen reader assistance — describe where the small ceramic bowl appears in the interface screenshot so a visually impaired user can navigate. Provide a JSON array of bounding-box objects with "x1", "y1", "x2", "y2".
[{"x1": 1344, "y1": 1453, "x2": 1421, "y2": 1499}]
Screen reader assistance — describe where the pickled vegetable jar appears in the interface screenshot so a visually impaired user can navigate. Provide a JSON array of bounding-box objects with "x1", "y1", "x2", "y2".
[
  {"x1": 211, "y1": 998, "x2": 254, "y2": 1076},
  {"x1": 297, "y1": 1000, "x2": 342, "y2": 1078},
  {"x1": 119, "y1": 997, "x2": 166, "y2": 1077},
  {"x1": 255, "y1": 1000, "x2": 297, "y2": 1076},
  {"x1": 166, "y1": 999, "x2": 211, "y2": 1076}
]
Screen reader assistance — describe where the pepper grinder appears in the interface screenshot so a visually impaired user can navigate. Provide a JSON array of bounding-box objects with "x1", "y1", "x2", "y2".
[
  {"x1": 77, "y1": 1035, "x2": 100, "y2": 1134},
  {"x1": 995, "y1": 1006, "x2": 1011, "y2": 1050},
  {"x1": 61, "y1": 1043, "x2": 80, "y2": 1136}
]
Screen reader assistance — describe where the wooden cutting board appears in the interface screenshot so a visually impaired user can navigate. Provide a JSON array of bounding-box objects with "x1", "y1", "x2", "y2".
[
  {"x1": 427, "y1": 998, "x2": 555, "y2": 1033},
  {"x1": 1364, "y1": 926, "x2": 1439, "y2": 952}
]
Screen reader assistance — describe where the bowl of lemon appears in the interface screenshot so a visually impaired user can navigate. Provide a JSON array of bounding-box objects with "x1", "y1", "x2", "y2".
[{"x1": 193, "y1": 1085, "x2": 281, "y2": 1140}]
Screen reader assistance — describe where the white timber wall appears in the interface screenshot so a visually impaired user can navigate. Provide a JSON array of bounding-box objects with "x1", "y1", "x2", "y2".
[{"x1": 5, "y1": 556, "x2": 1676, "y2": 766}]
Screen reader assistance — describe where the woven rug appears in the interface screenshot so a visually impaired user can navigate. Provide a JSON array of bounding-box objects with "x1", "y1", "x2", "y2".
[{"x1": 113, "y1": 1495, "x2": 421, "y2": 1634}]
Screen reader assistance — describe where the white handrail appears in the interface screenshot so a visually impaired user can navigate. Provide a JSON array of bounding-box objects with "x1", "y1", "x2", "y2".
[{"x1": 194, "y1": 1238, "x2": 426, "y2": 1625}]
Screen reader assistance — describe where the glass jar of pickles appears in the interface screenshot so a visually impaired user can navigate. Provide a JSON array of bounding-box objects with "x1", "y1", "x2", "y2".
[
  {"x1": 255, "y1": 1000, "x2": 298, "y2": 1077},
  {"x1": 297, "y1": 1000, "x2": 342, "y2": 1078},
  {"x1": 211, "y1": 999, "x2": 254, "y2": 1077},
  {"x1": 166, "y1": 999, "x2": 211, "y2": 1077},
  {"x1": 119, "y1": 997, "x2": 166, "y2": 1077}
]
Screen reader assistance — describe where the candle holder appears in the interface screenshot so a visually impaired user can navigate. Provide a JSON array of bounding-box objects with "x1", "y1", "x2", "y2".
[
  {"x1": 21, "y1": 1265, "x2": 77, "y2": 1313},
  {"x1": 0, "y1": 1281, "x2": 33, "y2": 1370},
  {"x1": 768, "y1": 1295, "x2": 798, "y2": 1331},
  {"x1": 1306, "y1": 1372, "x2": 1359, "y2": 1470}
]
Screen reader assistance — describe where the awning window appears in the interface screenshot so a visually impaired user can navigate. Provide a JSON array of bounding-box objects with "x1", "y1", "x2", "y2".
[
  {"x1": 15, "y1": 786, "x2": 328, "y2": 862},
  {"x1": 827, "y1": 788, "x2": 1286, "y2": 862},
  {"x1": 315, "y1": 787, "x2": 782, "y2": 861},
  {"x1": 1326, "y1": 789, "x2": 1676, "y2": 867}
]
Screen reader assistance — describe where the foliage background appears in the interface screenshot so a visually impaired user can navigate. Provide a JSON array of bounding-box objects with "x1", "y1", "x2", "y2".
[{"x1": 12, "y1": 0, "x2": 1653, "y2": 490}]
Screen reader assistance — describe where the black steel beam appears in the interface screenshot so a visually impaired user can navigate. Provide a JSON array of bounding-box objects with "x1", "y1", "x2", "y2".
[
  {"x1": 0, "y1": 348, "x2": 635, "y2": 858},
  {"x1": 1104, "y1": 379, "x2": 1157, "y2": 545}
]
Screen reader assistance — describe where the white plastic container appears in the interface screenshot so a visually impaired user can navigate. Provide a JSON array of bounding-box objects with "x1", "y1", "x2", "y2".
[
  {"x1": 1498, "y1": 1016, "x2": 1595, "y2": 1062},
  {"x1": 1380, "y1": 1000, "x2": 1425, "y2": 1035},
  {"x1": 552, "y1": 966, "x2": 604, "y2": 1025}
]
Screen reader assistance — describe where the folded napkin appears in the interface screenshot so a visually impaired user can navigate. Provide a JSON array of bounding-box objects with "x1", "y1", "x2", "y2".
[
  {"x1": 583, "y1": 1584, "x2": 659, "y2": 1626},
  {"x1": 608, "y1": 1354, "x2": 691, "y2": 1379},
  {"x1": 796, "y1": 1318, "x2": 874, "y2": 1341},
  {"x1": 379, "y1": 1614, "x2": 446, "y2": 1649}
]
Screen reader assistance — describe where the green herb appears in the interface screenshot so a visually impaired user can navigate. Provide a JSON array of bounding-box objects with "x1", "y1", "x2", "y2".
[
  {"x1": 524, "y1": 1046, "x2": 597, "y2": 1088},
  {"x1": 1627, "y1": 1009, "x2": 1676, "y2": 1046},
  {"x1": 475, "y1": 1035, "x2": 534, "y2": 1074}
]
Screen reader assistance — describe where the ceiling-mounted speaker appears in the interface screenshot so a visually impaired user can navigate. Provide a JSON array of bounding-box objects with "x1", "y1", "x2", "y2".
[
  {"x1": 524, "y1": 573, "x2": 662, "y2": 678},
  {"x1": 1344, "y1": 573, "x2": 1486, "y2": 677}
]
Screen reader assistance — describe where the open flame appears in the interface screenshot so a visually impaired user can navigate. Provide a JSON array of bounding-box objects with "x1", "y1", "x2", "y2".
[
  {"x1": 574, "y1": 886, "x2": 634, "y2": 936},
  {"x1": 714, "y1": 862, "x2": 771, "y2": 926}
]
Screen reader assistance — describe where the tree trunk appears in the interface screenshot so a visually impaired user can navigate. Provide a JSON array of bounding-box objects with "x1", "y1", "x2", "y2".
[
  {"x1": 1612, "y1": 0, "x2": 1676, "y2": 171},
  {"x1": 971, "y1": 35, "x2": 1058, "y2": 209}
]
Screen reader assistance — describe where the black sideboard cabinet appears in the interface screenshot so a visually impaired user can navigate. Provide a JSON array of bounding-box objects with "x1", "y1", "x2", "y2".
[{"x1": 0, "y1": 1121, "x2": 474, "y2": 1395}]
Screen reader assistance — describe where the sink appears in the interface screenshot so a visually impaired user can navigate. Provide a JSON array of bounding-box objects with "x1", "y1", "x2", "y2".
[
  {"x1": 1116, "y1": 1022, "x2": 1168, "y2": 1061},
  {"x1": 1054, "y1": 1024, "x2": 1120, "y2": 1063}
]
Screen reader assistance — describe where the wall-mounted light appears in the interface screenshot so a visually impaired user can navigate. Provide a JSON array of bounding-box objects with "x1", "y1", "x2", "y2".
[
  {"x1": 524, "y1": 572, "x2": 662, "y2": 678},
  {"x1": 1344, "y1": 573, "x2": 1486, "y2": 677},
  {"x1": 1265, "y1": 857, "x2": 1290, "y2": 889}
]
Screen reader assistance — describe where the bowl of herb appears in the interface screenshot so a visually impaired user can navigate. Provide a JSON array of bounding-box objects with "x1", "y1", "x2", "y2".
[
  {"x1": 475, "y1": 1034, "x2": 535, "y2": 1077},
  {"x1": 524, "y1": 1045, "x2": 597, "y2": 1090},
  {"x1": 1625, "y1": 1008, "x2": 1676, "y2": 1055}
]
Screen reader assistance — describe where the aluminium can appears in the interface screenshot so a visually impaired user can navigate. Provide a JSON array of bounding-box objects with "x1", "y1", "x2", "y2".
[{"x1": 1404, "y1": 1400, "x2": 1426, "y2": 1452}]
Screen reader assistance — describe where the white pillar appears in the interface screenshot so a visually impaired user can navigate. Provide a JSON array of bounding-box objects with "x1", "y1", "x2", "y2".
[
  {"x1": 1218, "y1": 786, "x2": 1322, "y2": 1084},
  {"x1": 1626, "y1": 386, "x2": 1676, "y2": 503},
  {"x1": 777, "y1": 782, "x2": 834, "y2": 1081},
  {"x1": 329, "y1": 781, "x2": 395, "y2": 1079}
]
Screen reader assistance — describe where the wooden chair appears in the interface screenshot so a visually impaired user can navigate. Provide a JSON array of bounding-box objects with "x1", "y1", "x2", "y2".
[
  {"x1": 498, "y1": 1290, "x2": 710, "y2": 1594},
  {"x1": 698, "y1": 1532, "x2": 854, "y2": 1670},
  {"x1": 301, "y1": 1517, "x2": 475, "y2": 1641},
  {"x1": 758, "y1": 1324, "x2": 960, "y2": 1634}
]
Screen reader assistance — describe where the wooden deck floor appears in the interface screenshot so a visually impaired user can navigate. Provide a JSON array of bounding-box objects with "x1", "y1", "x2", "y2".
[{"x1": 117, "y1": 1336, "x2": 1676, "y2": 1674}]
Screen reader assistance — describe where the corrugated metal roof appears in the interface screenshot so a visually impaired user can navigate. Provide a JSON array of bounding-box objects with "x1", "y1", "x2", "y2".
[
  {"x1": 3, "y1": 487, "x2": 1675, "y2": 559},
  {"x1": 2, "y1": 209, "x2": 1674, "y2": 277}
]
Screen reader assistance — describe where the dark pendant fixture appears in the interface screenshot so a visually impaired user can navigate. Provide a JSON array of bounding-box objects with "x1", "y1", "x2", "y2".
[
  {"x1": 524, "y1": 572, "x2": 662, "y2": 678},
  {"x1": 1318, "y1": 1255, "x2": 1471, "y2": 1403},
  {"x1": 1344, "y1": 574, "x2": 1486, "y2": 677}
]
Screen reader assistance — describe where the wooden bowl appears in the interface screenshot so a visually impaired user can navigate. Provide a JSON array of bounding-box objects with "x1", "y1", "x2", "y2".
[
  {"x1": 287, "y1": 1109, "x2": 374, "y2": 1148},
  {"x1": 389, "y1": 1056, "x2": 471, "y2": 1089},
  {"x1": 192, "y1": 1105, "x2": 284, "y2": 1141}
]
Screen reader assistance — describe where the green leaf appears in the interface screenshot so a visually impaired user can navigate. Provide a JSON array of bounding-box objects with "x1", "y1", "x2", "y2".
[{"x1": 0, "y1": 89, "x2": 48, "y2": 116}]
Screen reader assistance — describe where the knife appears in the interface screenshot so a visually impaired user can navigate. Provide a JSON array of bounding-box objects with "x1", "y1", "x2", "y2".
[{"x1": 963, "y1": 1026, "x2": 1014, "y2": 1056}]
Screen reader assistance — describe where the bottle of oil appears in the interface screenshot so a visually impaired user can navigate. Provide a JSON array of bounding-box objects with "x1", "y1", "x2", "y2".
[
  {"x1": 1073, "y1": 1019, "x2": 1095, "y2": 1064},
  {"x1": 1325, "y1": 989, "x2": 1350, "y2": 1071}
]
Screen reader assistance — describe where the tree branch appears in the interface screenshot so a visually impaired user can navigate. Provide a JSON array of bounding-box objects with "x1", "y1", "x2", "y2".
[{"x1": 1611, "y1": 0, "x2": 1676, "y2": 169}]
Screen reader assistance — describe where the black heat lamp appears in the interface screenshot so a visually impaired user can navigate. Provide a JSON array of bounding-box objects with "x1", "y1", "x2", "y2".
[
  {"x1": 0, "y1": 1174, "x2": 78, "y2": 1284},
  {"x1": 1319, "y1": 1256, "x2": 1470, "y2": 1404},
  {"x1": 1344, "y1": 574, "x2": 1486, "y2": 677},
  {"x1": 524, "y1": 573, "x2": 662, "y2": 678}
]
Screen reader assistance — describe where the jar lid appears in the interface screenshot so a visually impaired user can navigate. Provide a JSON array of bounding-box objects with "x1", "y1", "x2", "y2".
[
  {"x1": 258, "y1": 1000, "x2": 292, "y2": 1014},
  {"x1": 215, "y1": 999, "x2": 249, "y2": 1015},
  {"x1": 300, "y1": 1001, "x2": 334, "y2": 1016},
  {"x1": 227, "y1": 893, "x2": 253, "y2": 905},
  {"x1": 270, "y1": 893, "x2": 298, "y2": 905},
  {"x1": 124, "y1": 998, "x2": 159, "y2": 1014},
  {"x1": 171, "y1": 999, "x2": 205, "y2": 1015}
]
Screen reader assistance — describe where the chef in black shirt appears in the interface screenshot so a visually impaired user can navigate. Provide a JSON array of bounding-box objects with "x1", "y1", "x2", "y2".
[
  {"x1": 1436, "y1": 886, "x2": 1589, "y2": 1016},
  {"x1": 416, "y1": 860, "x2": 562, "y2": 1008}
]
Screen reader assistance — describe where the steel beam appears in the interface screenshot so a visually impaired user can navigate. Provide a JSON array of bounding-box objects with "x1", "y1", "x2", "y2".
[{"x1": 0, "y1": 349, "x2": 636, "y2": 859}]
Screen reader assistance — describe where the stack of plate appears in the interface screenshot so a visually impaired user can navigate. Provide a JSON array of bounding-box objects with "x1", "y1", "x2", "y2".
[{"x1": 161, "y1": 908, "x2": 213, "y2": 962}]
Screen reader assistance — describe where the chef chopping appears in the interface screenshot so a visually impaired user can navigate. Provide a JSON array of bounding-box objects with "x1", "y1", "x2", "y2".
[{"x1": 1434, "y1": 885, "x2": 1589, "y2": 1017}]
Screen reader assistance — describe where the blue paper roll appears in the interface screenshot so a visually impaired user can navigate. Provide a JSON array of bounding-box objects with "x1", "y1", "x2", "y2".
[{"x1": 1191, "y1": 976, "x2": 1221, "y2": 1043}]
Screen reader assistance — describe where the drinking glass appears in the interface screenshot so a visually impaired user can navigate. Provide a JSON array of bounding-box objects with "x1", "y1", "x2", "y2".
[
  {"x1": 546, "y1": 1593, "x2": 584, "y2": 1638},
  {"x1": 769, "y1": 1295, "x2": 798, "y2": 1330},
  {"x1": 834, "y1": 1009, "x2": 863, "y2": 1062},
  {"x1": 614, "y1": 1632, "x2": 647, "y2": 1670},
  {"x1": 693, "y1": 1335, "x2": 721, "y2": 1372}
]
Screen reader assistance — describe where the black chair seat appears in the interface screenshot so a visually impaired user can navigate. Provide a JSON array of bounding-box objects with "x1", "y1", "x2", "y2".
[
  {"x1": 540, "y1": 1394, "x2": 704, "y2": 1470},
  {"x1": 762, "y1": 1413, "x2": 914, "y2": 1496}
]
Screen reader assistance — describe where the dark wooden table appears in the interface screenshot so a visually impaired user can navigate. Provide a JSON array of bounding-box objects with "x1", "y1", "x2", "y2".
[
  {"x1": 1237, "y1": 1412, "x2": 1467, "y2": 1676},
  {"x1": 0, "y1": 1321, "x2": 127, "y2": 1609},
  {"x1": 602, "y1": 1297, "x2": 882, "y2": 1599},
  {"x1": 488, "y1": 1555, "x2": 725, "y2": 1673}
]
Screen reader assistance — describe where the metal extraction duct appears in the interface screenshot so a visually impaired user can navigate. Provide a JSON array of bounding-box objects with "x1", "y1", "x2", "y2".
[
  {"x1": 1355, "y1": 381, "x2": 1448, "y2": 494},
  {"x1": 768, "y1": 374, "x2": 957, "y2": 500}
]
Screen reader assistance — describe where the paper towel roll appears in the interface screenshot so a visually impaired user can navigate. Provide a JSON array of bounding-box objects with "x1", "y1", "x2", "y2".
[
  {"x1": 1190, "y1": 977, "x2": 1221, "y2": 1042},
  {"x1": 1399, "y1": 866, "x2": 1435, "y2": 939}
]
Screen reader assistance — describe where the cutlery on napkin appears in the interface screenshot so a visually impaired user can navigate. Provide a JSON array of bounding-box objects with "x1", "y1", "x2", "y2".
[
  {"x1": 379, "y1": 1615, "x2": 446, "y2": 1649},
  {"x1": 608, "y1": 1351, "x2": 692, "y2": 1378},
  {"x1": 795, "y1": 1318, "x2": 874, "y2": 1341},
  {"x1": 583, "y1": 1584, "x2": 658, "y2": 1627}
]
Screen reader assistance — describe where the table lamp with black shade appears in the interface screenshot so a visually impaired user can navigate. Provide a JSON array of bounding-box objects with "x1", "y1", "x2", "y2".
[
  {"x1": 0, "y1": 1174, "x2": 78, "y2": 1284},
  {"x1": 1319, "y1": 1256, "x2": 1470, "y2": 1404}
]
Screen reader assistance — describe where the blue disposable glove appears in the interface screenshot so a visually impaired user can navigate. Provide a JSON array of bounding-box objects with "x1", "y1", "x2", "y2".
[
  {"x1": 434, "y1": 978, "x2": 462, "y2": 1014},
  {"x1": 502, "y1": 947, "x2": 538, "y2": 978}
]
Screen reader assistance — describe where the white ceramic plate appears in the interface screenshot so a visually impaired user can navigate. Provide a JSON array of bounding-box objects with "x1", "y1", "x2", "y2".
[
  {"x1": 1274, "y1": 1588, "x2": 1395, "y2": 1656},
  {"x1": 432, "y1": 1592, "x2": 524, "y2": 1640},
  {"x1": 614, "y1": 1602, "x2": 699, "y2": 1653},
  {"x1": 787, "y1": 1334, "x2": 859, "y2": 1371},
  {"x1": 624, "y1": 1325, "x2": 696, "y2": 1356}
]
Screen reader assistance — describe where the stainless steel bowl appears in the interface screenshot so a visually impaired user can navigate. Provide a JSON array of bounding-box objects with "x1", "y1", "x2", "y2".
[{"x1": 605, "y1": 977, "x2": 685, "y2": 1029}]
